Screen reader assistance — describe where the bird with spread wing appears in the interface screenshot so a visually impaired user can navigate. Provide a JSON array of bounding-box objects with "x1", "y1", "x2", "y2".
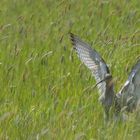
[{"x1": 70, "y1": 33, "x2": 140, "y2": 121}]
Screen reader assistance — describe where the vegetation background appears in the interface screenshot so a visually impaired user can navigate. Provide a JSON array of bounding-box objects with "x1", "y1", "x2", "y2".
[{"x1": 0, "y1": 0, "x2": 140, "y2": 139}]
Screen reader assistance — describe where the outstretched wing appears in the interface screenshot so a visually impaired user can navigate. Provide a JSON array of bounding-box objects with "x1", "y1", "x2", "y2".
[
  {"x1": 70, "y1": 33, "x2": 113, "y2": 96},
  {"x1": 118, "y1": 60, "x2": 140, "y2": 112}
]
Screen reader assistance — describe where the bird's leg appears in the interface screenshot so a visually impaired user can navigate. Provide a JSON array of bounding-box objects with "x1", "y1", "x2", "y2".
[
  {"x1": 104, "y1": 107, "x2": 110, "y2": 122},
  {"x1": 99, "y1": 95, "x2": 110, "y2": 122}
]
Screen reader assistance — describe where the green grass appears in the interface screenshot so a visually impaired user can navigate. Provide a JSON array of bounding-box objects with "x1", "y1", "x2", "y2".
[{"x1": 0, "y1": 0, "x2": 140, "y2": 139}]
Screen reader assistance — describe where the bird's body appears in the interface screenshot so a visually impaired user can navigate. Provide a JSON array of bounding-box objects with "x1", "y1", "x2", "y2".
[{"x1": 70, "y1": 33, "x2": 140, "y2": 121}]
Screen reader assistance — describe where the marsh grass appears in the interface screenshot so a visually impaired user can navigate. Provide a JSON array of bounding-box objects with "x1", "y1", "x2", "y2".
[{"x1": 0, "y1": 0, "x2": 140, "y2": 139}]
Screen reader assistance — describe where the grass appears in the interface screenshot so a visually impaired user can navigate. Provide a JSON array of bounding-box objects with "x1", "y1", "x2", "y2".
[{"x1": 0, "y1": 0, "x2": 140, "y2": 139}]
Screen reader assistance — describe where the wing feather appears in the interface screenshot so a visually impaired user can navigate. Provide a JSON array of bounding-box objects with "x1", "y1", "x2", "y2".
[
  {"x1": 70, "y1": 33, "x2": 113, "y2": 95},
  {"x1": 118, "y1": 60, "x2": 140, "y2": 112}
]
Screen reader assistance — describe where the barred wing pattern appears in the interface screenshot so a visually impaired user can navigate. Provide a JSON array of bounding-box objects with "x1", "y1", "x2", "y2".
[
  {"x1": 118, "y1": 60, "x2": 140, "y2": 112},
  {"x1": 70, "y1": 33, "x2": 113, "y2": 96}
]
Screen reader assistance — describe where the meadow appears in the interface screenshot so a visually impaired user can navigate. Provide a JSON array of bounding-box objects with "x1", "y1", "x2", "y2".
[{"x1": 0, "y1": 0, "x2": 140, "y2": 139}]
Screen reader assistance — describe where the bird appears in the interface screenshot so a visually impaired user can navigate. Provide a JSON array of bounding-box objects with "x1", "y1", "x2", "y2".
[
  {"x1": 70, "y1": 33, "x2": 140, "y2": 121},
  {"x1": 117, "y1": 60, "x2": 140, "y2": 112}
]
